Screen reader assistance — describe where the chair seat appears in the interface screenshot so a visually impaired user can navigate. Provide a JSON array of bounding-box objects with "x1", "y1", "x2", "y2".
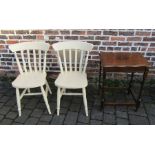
[
  {"x1": 55, "y1": 72, "x2": 88, "y2": 89},
  {"x1": 12, "y1": 72, "x2": 46, "y2": 88}
]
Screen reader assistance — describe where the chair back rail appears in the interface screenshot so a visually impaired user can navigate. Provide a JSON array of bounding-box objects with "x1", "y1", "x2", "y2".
[
  {"x1": 52, "y1": 41, "x2": 93, "y2": 73},
  {"x1": 9, "y1": 42, "x2": 50, "y2": 74}
]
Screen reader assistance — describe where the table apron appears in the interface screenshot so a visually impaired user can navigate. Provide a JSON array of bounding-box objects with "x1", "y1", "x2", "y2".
[{"x1": 102, "y1": 67, "x2": 148, "y2": 72}]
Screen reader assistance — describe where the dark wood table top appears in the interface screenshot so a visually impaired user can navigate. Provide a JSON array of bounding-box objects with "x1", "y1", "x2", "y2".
[{"x1": 100, "y1": 52, "x2": 149, "y2": 72}]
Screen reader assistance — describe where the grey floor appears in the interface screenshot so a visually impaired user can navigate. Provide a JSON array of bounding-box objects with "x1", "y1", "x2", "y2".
[{"x1": 0, "y1": 80, "x2": 155, "y2": 125}]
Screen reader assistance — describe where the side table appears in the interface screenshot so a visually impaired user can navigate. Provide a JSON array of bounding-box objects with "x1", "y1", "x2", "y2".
[{"x1": 99, "y1": 52, "x2": 149, "y2": 111}]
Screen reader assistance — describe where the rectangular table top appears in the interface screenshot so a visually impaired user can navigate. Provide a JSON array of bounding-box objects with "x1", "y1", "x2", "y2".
[{"x1": 100, "y1": 52, "x2": 149, "y2": 68}]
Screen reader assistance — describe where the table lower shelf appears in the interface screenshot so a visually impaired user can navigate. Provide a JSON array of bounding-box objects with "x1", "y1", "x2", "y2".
[
  {"x1": 101, "y1": 90, "x2": 137, "y2": 106},
  {"x1": 101, "y1": 100, "x2": 136, "y2": 106}
]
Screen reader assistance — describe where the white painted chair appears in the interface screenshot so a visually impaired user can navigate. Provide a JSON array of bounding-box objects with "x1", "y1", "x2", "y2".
[
  {"x1": 9, "y1": 41, "x2": 52, "y2": 116},
  {"x1": 52, "y1": 41, "x2": 93, "y2": 116}
]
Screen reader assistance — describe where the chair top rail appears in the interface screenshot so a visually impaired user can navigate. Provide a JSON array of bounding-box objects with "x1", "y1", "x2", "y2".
[
  {"x1": 52, "y1": 41, "x2": 93, "y2": 51},
  {"x1": 9, "y1": 41, "x2": 50, "y2": 52}
]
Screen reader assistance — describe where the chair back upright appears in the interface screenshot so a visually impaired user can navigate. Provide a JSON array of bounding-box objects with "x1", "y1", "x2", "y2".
[
  {"x1": 9, "y1": 42, "x2": 50, "y2": 74},
  {"x1": 52, "y1": 41, "x2": 93, "y2": 74}
]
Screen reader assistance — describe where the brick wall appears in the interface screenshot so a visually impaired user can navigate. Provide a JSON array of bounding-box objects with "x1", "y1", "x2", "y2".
[{"x1": 0, "y1": 29, "x2": 155, "y2": 79}]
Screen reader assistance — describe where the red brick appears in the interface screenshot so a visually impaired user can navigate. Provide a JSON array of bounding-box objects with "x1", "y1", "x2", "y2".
[
  {"x1": 150, "y1": 43, "x2": 155, "y2": 47},
  {"x1": 107, "y1": 47, "x2": 114, "y2": 51},
  {"x1": 143, "y1": 37, "x2": 155, "y2": 41},
  {"x1": 136, "y1": 31, "x2": 151, "y2": 36},
  {"x1": 122, "y1": 47, "x2": 130, "y2": 51},
  {"x1": 0, "y1": 45, "x2": 5, "y2": 49},
  {"x1": 16, "y1": 30, "x2": 29, "y2": 34},
  {"x1": 146, "y1": 53, "x2": 155, "y2": 56},
  {"x1": 60, "y1": 30, "x2": 70, "y2": 35},
  {"x1": 30, "y1": 30, "x2": 43, "y2": 34},
  {"x1": 134, "y1": 43, "x2": 148, "y2": 46},
  {"x1": 9, "y1": 35, "x2": 22, "y2": 39},
  {"x1": 103, "y1": 30, "x2": 118, "y2": 36},
  {"x1": 141, "y1": 47, "x2": 147, "y2": 51},
  {"x1": 1, "y1": 30, "x2": 14, "y2": 34},
  {"x1": 118, "y1": 42, "x2": 132, "y2": 46},
  {"x1": 45, "y1": 30, "x2": 59, "y2": 35},
  {"x1": 87, "y1": 30, "x2": 102, "y2": 35},
  {"x1": 6, "y1": 40, "x2": 19, "y2": 44},
  {"x1": 80, "y1": 36, "x2": 94, "y2": 40},
  {"x1": 64, "y1": 36, "x2": 78, "y2": 40},
  {"x1": 127, "y1": 37, "x2": 142, "y2": 41},
  {"x1": 72, "y1": 30, "x2": 85, "y2": 35},
  {"x1": 119, "y1": 31, "x2": 134, "y2": 36},
  {"x1": 12, "y1": 66, "x2": 19, "y2": 70},
  {"x1": 0, "y1": 29, "x2": 155, "y2": 77},
  {"x1": 99, "y1": 47, "x2": 106, "y2": 50},
  {"x1": 114, "y1": 47, "x2": 122, "y2": 51},
  {"x1": 151, "y1": 58, "x2": 155, "y2": 62},
  {"x1": 23, "y1": 35, "x2": 36, "y2": 39},
  {"x1": 102, "y1": 42, "x2": 116, "y2": 46},
  {"x1": 88, "y1": 41, "x2": 101, "y2": 45},
  {"x1": 90, "y1": 51, "x2": 99, "y2": 55},
  {"x1": 131, "y1": 47, "x2": 138, "y2": 51},
  {"x1": 0, "y1": 49, "x2": 8, "y2": 53},
  {"x1": 0, "y1": 40, "x2": 5, "y2": 44},
  {"x1": 111, "y1": 37, "x2": 125, "y2": 41},
  {"x1": 36, "y1": 35, "x2": 44, "y2": 40},
  {"x1": 0, "y1": 35, "x2": 7, "y2": 39},
  {"x1": 0, "y1": 66, "x2": 10, "y2": 70},
  {"x1": 148, "y1": 48, "x2": 155, "y2": 51},
  {"x1": 95, "y1": 36, "x2": 109, "y2": 40}
]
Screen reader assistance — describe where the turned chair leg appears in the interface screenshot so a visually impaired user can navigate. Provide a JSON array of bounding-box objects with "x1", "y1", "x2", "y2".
[
  {"x1": 82, "y1": 88, "x2": 88, "y2": 116},
  {"x1": 57, "y1": 87, "x2": 61, "y2": 116},
  {"x1": 16, "y1": 88, "x2": 21, "y2": 117}
]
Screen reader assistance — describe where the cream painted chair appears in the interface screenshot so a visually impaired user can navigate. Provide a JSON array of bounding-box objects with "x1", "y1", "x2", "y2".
[
  {"x1": 9, "y1": 41, "x2": 52, "y2": 116},
  {"x1": 52, "y1": 41, "x2": 93, "y2": 116}
]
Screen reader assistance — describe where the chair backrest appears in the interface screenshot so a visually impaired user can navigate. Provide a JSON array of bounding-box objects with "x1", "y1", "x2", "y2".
[
  {"x1": 9, "y1": 41, "x2": 50, "y2": 74},
  {"x1": 52, "y1": 41, "x2": 93, "y2": 73}
]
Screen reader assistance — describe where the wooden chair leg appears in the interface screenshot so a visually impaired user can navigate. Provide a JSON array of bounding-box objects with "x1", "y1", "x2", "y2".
[
  {"x1": 57, "y1": 87, "x2": 61, "y2": 116},
  {"x1": 82, "y1": 88, "x2": 88, "y2": 116},
  {"x1": 40, "y1": 86, "x2": 51, "y2": 114},
  {"x1": 16, "y1": 88, "x2": 21, "y2": 117}
]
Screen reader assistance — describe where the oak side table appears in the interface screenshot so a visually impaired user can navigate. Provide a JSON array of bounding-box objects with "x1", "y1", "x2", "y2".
[{"x1": 99, "y1": 52, "x2": 149, "y2": 111}]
